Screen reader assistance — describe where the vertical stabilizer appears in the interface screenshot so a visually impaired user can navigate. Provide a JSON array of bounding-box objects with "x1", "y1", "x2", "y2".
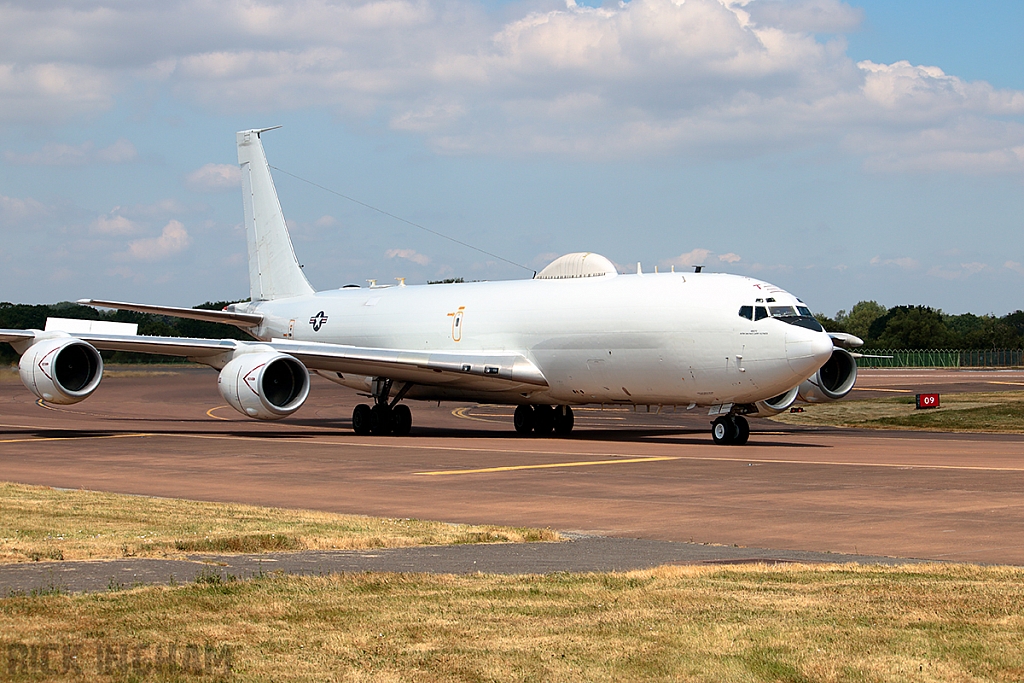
[{"x1": 237, "y1": 128, "x2": 315, "y2": 301}]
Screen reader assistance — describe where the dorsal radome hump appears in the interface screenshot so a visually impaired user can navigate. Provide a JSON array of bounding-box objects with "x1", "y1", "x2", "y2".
[
  {"x1": 237, "y1": 128, "x2": 315, "y2": 302},
  {"x1": 535, "y1": 252, "x2": 618, "y2": 280}
]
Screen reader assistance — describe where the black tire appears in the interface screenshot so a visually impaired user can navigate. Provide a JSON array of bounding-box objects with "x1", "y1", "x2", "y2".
[
  {"x1": 513, "y1": 405, "x2": 535, "y2": 435},
  {"x1": 352, "y1": 404, "x2": 372, "y2": 435},
  {"x1": 392, "y1": 404, "x2": 412, "y2": 436},
  {"x1": 731, "y1": 415, "x2": 750, "y2": 445},
  {"x1": 553, "y1": 405, "x2": 574, "y2": 435},
  {"x1": 533, "y1": 405, "x2": 555, "y2": 436},
  {"x1": 711, "y1": 416, "x2": 736, "y2": 445},
  {"x1": 369, "y1": 404, "x2": 393, "y2": 435}
]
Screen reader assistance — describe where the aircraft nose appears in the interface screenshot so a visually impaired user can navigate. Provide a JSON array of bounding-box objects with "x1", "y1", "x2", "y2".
[{"x1": 786, "y1": 327, "x2": 834, "y2": 378}]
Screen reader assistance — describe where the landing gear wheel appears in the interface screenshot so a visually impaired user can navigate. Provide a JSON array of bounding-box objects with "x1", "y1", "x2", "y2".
[
  {"x1": 711, "y1": 416, "x2": 738, "y2": 445},
  {"x1": 553, "y1": 405, "x2": 574, "y2": 435},
  {"x1": 533, "y1": 405, "x2": 555, "y2": 435},
  {"x1": 352, "y1": 404, "x2": 372, "y2": 435},
  {"x1": 513, "y1": 405, "x2": 535, "y2": 435},
  {"x1": 391, "y1": 404, "x2": 412, "y2": 436},
  {"x1": 731, "y1": 415, "x2": 750, "y2": 445},
  {"x1": 369, "y1": 404, "x2": 393, "y2": 435}
]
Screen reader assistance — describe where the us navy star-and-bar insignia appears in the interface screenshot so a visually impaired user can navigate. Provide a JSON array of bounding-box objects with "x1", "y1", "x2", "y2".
[{"x1": 309, "y1": 311, "x2": 328, "y2": 332}]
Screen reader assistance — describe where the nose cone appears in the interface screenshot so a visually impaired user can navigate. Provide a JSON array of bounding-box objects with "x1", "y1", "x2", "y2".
[{"x1": 786, "y1": 327, "x2": 834, "y2": 378}]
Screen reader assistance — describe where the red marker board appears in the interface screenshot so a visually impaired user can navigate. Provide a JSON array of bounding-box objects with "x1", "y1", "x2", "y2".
[{"x1": 916, "y1": 393, "x2": 940, "y2": 409}]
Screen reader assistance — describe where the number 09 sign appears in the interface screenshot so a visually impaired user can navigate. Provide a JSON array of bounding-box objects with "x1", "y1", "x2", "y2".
[{"x1": 916, "y1": 393, "x2": 940, "y2": 409}]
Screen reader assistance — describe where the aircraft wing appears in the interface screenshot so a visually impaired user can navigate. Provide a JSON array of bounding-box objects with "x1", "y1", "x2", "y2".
[
  {"x1": 45, "y1": 332, "x2": 549, "y2": 389},
  {"x1": 77, "y1": 299, "x2": 263, "y2": 329},
  {"x1": 0, "y1": 330, "x2": 36, "y2": 344}
]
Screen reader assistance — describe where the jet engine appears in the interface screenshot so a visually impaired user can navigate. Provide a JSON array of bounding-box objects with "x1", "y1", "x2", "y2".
[
  {"x1": 218, "y1": 351, "x2": 309, "y2": 420},
  {"x1": 797, "y1": 347, "x2": 857, "y2": 403},
  {"x1": 19, "y1": 337, "x2": 103, "y2": 404},
  {"x1": 747, "y1": 385, "x2": 800, "y2": 417}
]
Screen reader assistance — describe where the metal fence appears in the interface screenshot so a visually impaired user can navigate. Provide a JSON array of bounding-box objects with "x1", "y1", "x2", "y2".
[{"x1": 856, "y1": 349, "x2": 1024, "y2": 368}]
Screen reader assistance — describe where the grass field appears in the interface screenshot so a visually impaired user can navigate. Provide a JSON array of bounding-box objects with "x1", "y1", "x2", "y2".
[
  {"x1": 772, "y1": 391, "x2": 1024, "y2": 433},
  {"x1": 0, "y1": 483, "x2": 559, "y2": 564},
  {"x1": 3, "y1": 563, "x2": 1024, "y2": 681}
]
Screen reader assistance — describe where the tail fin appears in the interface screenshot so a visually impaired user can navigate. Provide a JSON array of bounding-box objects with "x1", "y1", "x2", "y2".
[{"x1": 236, "y1": 128, "x2": 315, "y2": 301}]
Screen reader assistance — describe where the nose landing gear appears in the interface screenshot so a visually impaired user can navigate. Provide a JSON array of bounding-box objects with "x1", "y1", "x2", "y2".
[{"x1": 711, "y1": 414, "x2": 749, "y2": 445}]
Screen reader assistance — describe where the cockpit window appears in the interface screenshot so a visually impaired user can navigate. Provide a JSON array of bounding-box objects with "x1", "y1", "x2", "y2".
[
  {"x1": 797, "y1": 306, "x2": 813, "y2": 317},
  {"x1": 754, "y1": 306, "x2": 769, "y2": 321},
  {"x1": 738, "y1": 305, "x2": 753, "y2": 320},
  {"x1": 769, "y1": 306, "x2": 798, "y2": 318}
]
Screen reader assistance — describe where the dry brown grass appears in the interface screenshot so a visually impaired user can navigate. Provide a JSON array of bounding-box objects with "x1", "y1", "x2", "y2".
[
  {"x1": 3, "y1": 563, "x2": 1024, "y2": 681},
  {"x1": 0, "y1": 482, "x2": 560, "y2": 564},
  {"x1": 772, "y1": 391, "x2": 1024, "y2": 433}
]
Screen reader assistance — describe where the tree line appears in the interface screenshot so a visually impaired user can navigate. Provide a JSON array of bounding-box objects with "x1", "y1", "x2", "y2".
[
  {"x1": 0, "y1": 301, "x2": 251, "y2": 365},
  {"x1": 816, "y1": 302, "x2": 1024, "y2": 350}
]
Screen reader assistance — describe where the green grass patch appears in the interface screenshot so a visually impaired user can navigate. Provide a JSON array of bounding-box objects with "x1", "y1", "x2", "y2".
[
  {"x1": 772, "y1": 391, "x2": 1024, "y2": 433},
  {"x1": 3, "y1": 563, "x2": 1024, "y2": 681},
  {"x1": 0, "y1": 482, "x2": 560, "y2": 564}
]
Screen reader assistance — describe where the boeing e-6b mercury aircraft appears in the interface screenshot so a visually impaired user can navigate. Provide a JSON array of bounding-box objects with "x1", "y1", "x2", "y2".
[{"x1": 0, "y1": 128, "x2": 863, "y2": 445}]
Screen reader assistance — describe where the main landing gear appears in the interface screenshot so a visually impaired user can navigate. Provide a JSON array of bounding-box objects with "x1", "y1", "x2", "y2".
[
  {"x1": 352, "y1": 379, "x2": 414, "y2": 436},
  {"x1": 711, "y1": 414, "x2": 749, "y2": 446},
  {"x1": 514, "y1": 405, "x2": 574, "y2": 436}
]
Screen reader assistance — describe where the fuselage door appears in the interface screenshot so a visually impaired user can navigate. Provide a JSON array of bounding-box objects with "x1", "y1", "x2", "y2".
[{"x1": 451, "y1": 307, "x2": 465, "y2": 342}]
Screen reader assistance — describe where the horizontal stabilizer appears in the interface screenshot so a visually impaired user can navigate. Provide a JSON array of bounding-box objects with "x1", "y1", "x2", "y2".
[
  {"x1": 78, "y1": 299, "x2": 263, "y2": 328},
  {"x1": 45, "y1": 317, "x2": 138, "y2": 335}
]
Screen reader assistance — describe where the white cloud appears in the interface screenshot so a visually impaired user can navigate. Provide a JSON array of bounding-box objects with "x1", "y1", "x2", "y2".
[
  {"x1": 5, "y1": 139, "x2": 137, "y2": 166},
  {"x1": 1, "y1": 0, "x2": 1023, "y2": 172},
  {"x1": 717, "y1": 252, "x2": 742, "y2": 263},
  {"x1": 666, "y1": 248, "x2": 712, "y2": 267},
  {"x1": 870, "y1": 255, "x2": 919, "y2": 270},
  {"x1": 93, "y1": 214, "x2": 137, "y2": 235},
  {"x1": 1005, "y1": 261, "x2": 1024, "y2": 276},
  {"x1": 0, "y1": 194, "x2": 48, "y2": 222},
  {"x1": 126, "y1": 220, "x2": 192, "y2": 260},
  {"x1": 385, "y1": 247, "x2": 430, "y2": 265},
  {"x1": 185, "y1": 163, "x2": 241, "y2": 192},
  {"x1": 744, "y1": 0, "x2": 863, "y2": 34},
  {"x1": 927, "y1": 262, "x2": 988, "y2": 280},
  {"x1": 95, "y1": 139, "x2": 137, "y2": 163},
  {"x1": 0, "y1": 62, "x2": 115, "y2": 124},
  {"x1": 314, "y1": 215, "x2": 337, "y2": 228}
]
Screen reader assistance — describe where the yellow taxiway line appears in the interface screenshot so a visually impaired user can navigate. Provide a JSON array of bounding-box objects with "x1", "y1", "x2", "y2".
[
  {"x1": 5, "y1": 419, "x2": 1024, "y2": 474},
  {"x1": 416, "y1": 456, "x2": 679, "y2": 476},
  {"x1": 0, "y1": 433, "x2": 152, "y2": 444},
  {"x1": 206, "y1": 405, "x2": 232, "y2": 420},
  {"x1": 850, "y1": 387, "x2": 913, "y2": 392}
]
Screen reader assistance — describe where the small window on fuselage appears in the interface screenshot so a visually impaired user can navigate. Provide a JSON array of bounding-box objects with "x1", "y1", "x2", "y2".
[
  {"x1": 754, "y1": 306, "x2": 769, "y2": 320},
  {"x1": 739, "y1": 305, "x2": 753, "y2": 320}
]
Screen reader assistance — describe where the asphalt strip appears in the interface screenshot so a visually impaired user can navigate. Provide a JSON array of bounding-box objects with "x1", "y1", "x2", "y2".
[{"x1": 1, "y1": 536, "x2": 928, "y2": 595}]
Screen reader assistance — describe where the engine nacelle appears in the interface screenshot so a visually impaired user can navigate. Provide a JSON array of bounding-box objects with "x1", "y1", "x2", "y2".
[
  {"x1": 798, "y1": 347, "x2": 858, "y2": 403},
  {"x1": 19, "y1": 337, "x2": 103, "y2": 405},
  {"x1": 218, "y1": 351, "x2": 309, "y2": 420},
  {"x1": 747, "y1": 385, "x2": 800, "y2": 417}
]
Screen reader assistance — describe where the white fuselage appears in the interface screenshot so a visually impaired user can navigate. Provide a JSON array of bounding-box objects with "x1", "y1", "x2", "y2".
[{"x1": 242, "y1": 271, "x2": 833, "y2": 407}]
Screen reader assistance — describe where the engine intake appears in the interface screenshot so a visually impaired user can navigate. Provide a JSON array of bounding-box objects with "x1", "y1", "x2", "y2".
[
  {"x1": 798, "y1": 347, "x2": 858, "y2": 403},
  {"x1": 218, "y1": 351, "x2": 309, "y2": 420},
  {"x1": 747, "y1": 385, "x2": 800, "y2": 417},
  {"x1": 19, "y1": 337, "x2": 103, "y2": 404}
]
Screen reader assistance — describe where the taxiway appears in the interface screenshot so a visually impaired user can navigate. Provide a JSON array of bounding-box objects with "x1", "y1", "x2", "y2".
[{"x1": 1, "y1": 367, "x2": 1023, "y2": 565}]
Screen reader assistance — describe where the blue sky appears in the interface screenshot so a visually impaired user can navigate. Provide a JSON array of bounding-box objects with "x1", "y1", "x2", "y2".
[{"x1": 1, "y1": 0, "x2": 1022, "y2": 316}]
